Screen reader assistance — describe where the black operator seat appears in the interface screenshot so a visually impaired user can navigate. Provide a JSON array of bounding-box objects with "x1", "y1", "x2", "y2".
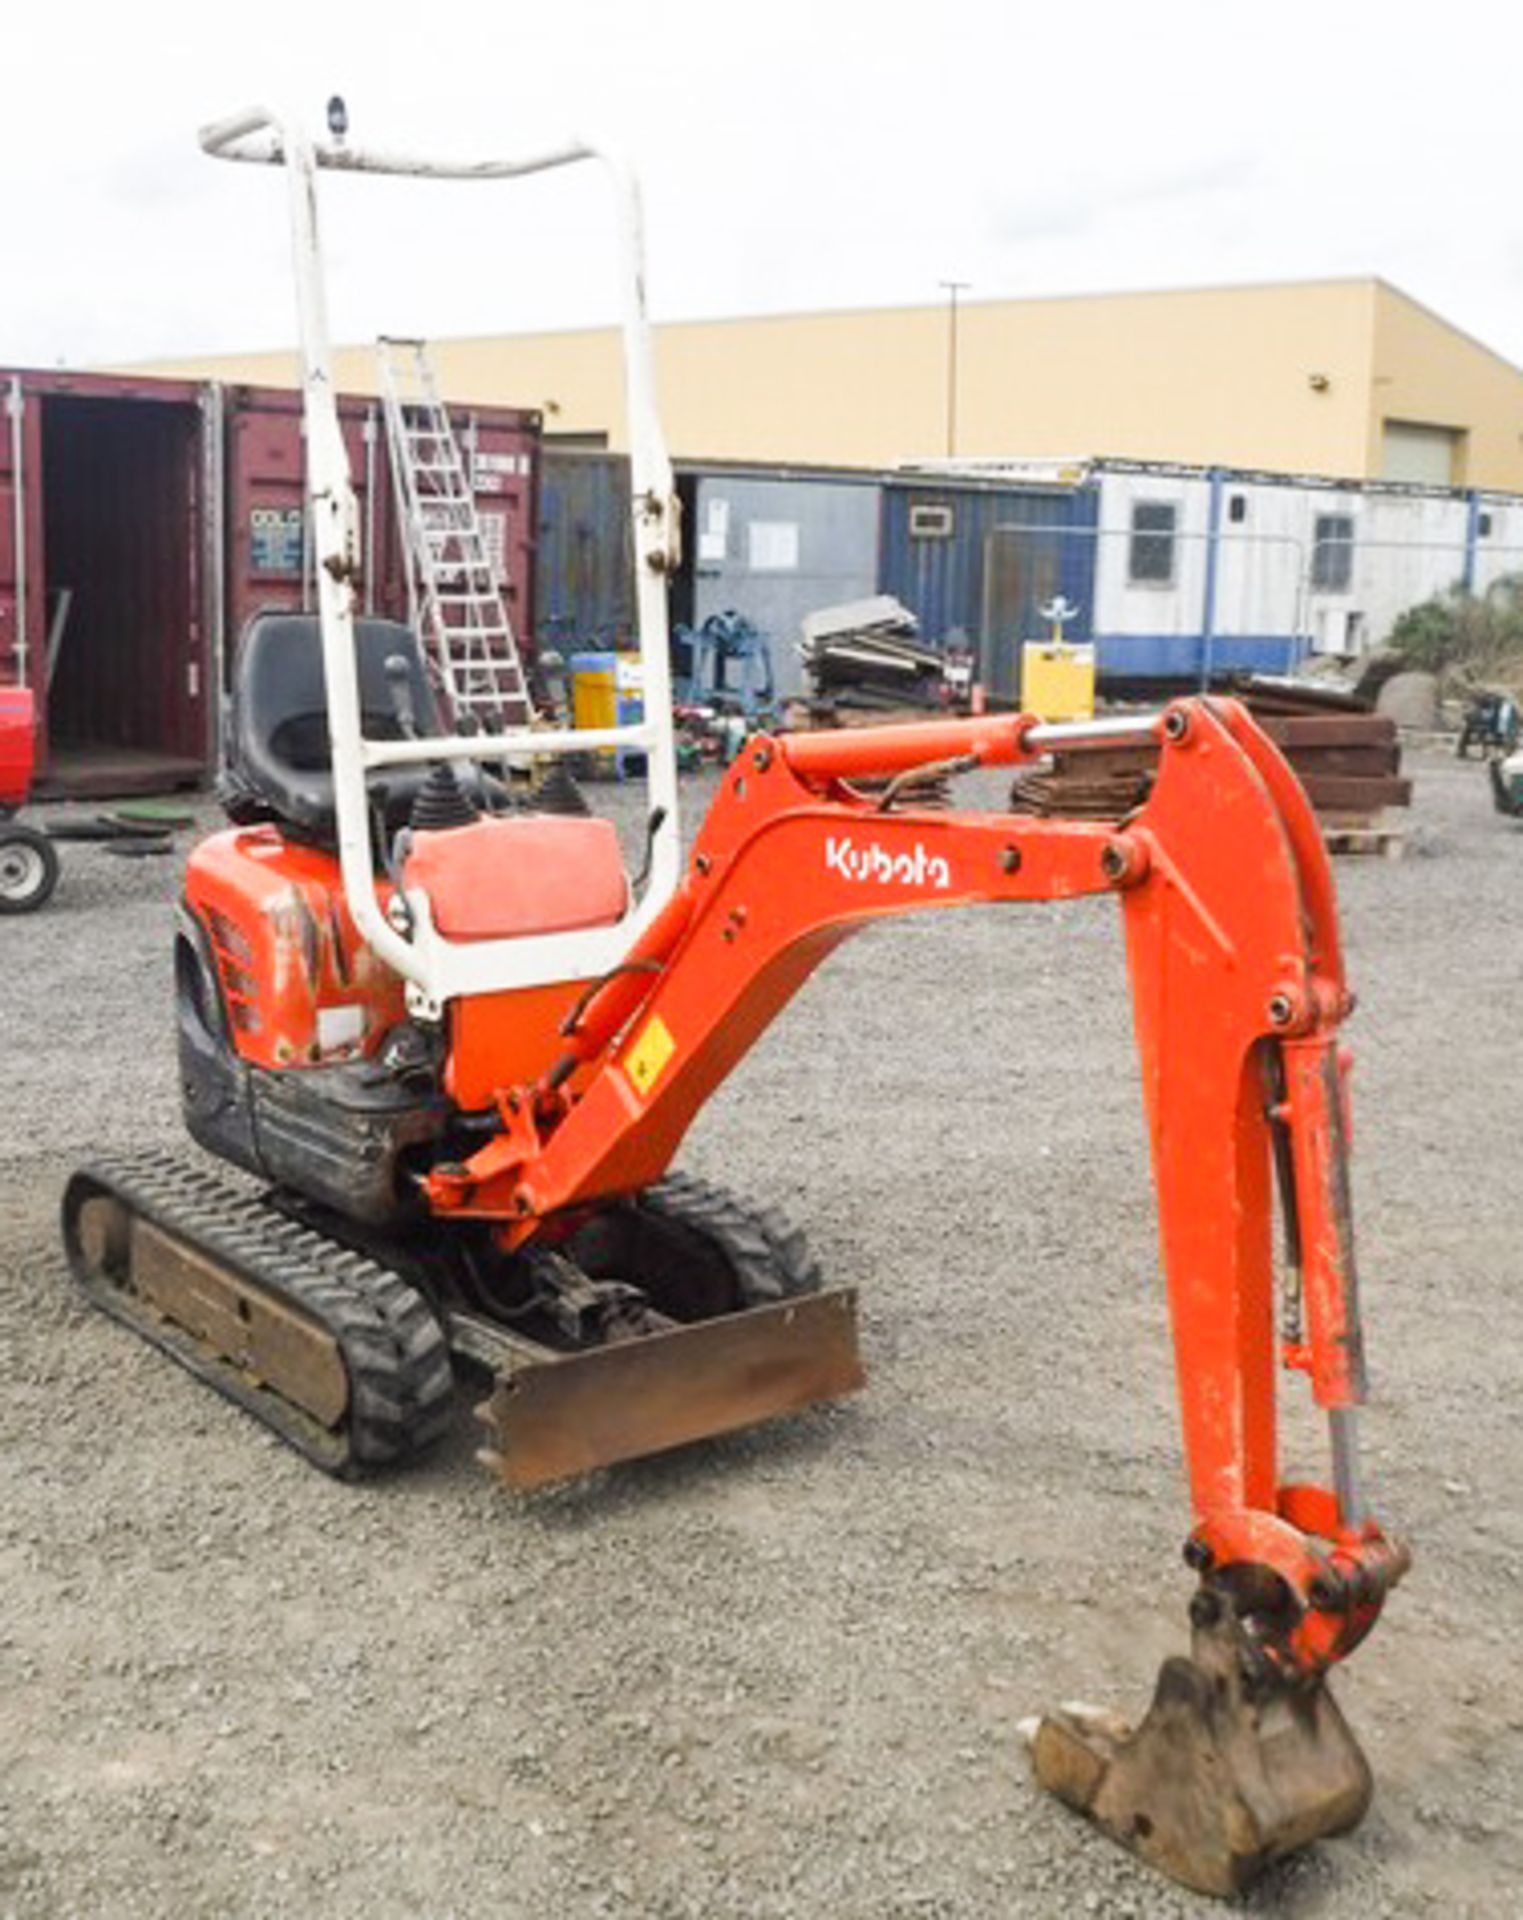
[{"x1": 220, "y1": 612, "x2": 447, "y2": 846}]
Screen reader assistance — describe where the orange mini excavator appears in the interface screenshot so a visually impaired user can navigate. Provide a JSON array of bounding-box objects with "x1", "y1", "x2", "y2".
[{"x1": 63, "y1": 106, "x2": 1407, "y2": 1896}]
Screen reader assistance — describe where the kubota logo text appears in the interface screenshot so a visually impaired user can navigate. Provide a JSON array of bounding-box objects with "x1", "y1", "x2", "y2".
[{"x1": 824, "y1": 835, "x2": 951, "y2": 890}]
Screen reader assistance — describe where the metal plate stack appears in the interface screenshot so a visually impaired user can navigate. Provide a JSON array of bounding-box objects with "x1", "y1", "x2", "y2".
[{"x1": 796, "y1": 596, "x2": 948, "y2": 718}]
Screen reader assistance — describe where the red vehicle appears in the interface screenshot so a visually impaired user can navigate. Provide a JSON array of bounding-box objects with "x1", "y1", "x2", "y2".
[{"x1": 0, "y1": 688, "x2": 59, "y2": 913}]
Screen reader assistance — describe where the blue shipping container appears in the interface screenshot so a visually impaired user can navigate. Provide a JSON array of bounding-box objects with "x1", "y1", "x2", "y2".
[{"x1": 880, "y1": 480, "x2": 1099, "y2": 700}]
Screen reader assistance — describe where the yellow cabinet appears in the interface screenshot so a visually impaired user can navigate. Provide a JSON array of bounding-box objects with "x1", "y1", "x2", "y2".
[{"x1": 1021, "y1": 642, "x2": 1096, "y2": 722}]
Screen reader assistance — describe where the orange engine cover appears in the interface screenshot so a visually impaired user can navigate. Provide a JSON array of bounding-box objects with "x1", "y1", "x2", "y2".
[
  {"x1": 185, "y1": 827, "x2": 406, "y2": 1070},
  {"x1": 186, "y1": 823, "x2": 612, "y2": 1114}
]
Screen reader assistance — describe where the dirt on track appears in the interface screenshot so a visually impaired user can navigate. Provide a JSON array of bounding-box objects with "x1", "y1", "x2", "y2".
[{"x1": 2, "y1": 748, "x2": 1521, "y2": 1919}]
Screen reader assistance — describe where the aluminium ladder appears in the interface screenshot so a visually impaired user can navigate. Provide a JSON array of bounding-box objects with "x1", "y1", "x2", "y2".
[{"x1": 376, "y1": 337, "x2": 533, "y2": 730}]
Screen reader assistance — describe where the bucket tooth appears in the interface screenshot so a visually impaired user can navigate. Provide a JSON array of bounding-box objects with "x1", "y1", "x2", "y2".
[{"x1": 1026, "y1": 1607, "x2": 1373, "y2": 1897}]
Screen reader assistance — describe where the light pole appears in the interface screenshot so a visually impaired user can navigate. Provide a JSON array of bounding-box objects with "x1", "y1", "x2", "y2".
[{"x1": 939, "y1": 279, "x2": 969, "y2": 456}]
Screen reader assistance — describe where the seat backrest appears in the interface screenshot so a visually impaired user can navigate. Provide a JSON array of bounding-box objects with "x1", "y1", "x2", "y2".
[
  {"x1": 223, "y1": 612, "x2": 443, "y2": 841},
  {"x1": 404, "y1": 814, "x2": 629, "y2": 942}
]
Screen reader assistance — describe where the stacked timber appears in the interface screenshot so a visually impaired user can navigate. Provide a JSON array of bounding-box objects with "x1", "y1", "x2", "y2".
[
  {"x1": 1010, "y1": 683, "x2": 1409, "y2": 847},
  {"x1": 1250, "y1": 713, "x2": 1409, "y2": 815},
  {"x1": 1227, "y1": 677, "x2": 1411, "y2": 821}
]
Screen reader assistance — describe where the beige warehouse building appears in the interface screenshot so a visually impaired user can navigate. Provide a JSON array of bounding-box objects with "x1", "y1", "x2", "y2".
[{"x1": 133, "y1": 276, "x2": 1523, "y2": 490}]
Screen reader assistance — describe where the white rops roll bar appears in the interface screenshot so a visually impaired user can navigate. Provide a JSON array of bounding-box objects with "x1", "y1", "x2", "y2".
[{"x1": 199, "y1": 106, "x2": 682, "y2": 1014}]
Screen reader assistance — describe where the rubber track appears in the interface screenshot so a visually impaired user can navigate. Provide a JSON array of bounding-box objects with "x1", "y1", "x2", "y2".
[
  {"x1": 637, "y1": 1172, "x2": 822, "y2": 1309},
  {"x1": 62, "y1": 1149, "x2": 455, "y2": 1479}
]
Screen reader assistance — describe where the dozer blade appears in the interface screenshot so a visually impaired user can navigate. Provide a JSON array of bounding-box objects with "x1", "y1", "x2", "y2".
[
  {"x1": 1024, "y1": 1607, "x2": 1373, "y2": 1897},
  {"x1": 475, "y1": 1287, "x2": 863, "y2": 1489}
]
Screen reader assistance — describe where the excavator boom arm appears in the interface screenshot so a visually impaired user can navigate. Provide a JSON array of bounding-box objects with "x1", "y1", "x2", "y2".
[{"x1": 431, "y1": 698, "x2": 1403, "y2": 1676}]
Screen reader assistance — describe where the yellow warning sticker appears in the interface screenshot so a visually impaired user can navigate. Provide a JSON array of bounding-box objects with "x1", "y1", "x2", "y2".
[{"x1": 624, "y1": 1014, "x2": 676, "y2": 1098}]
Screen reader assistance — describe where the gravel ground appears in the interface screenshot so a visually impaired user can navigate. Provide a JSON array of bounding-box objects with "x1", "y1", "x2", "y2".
[{"x1": 3, "y1": 745, "x2": 1521, "y2": 1918}]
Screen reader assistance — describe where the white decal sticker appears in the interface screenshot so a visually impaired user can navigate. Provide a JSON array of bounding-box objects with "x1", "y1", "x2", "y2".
[
  {"x1": 824, "y1": 836, "x2": 951, "y2": 890},
  {"x1": 478, "y1": 507, "x2": 509, "y2": 584},
  {"x1": 748, "y1": 519, "x2": 799, "y2": 572}
]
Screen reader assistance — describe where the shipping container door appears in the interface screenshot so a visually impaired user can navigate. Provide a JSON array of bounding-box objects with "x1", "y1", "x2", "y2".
[
  {"x1": 536, "y1": 450, "x2": 634, "y2": 651},
  {"x1": 460, "y1": 411, "x2": 536, "y2": 634},
  {"x1": 981, "y1": 525, "x2": 1092, "y2": 700},
  {"x1": 225, "y1": 392, "x2": 379, "y2": 654},
  {"x1": 39, "y1": 394, "x2": 207, "y2": 786},
  {"x1": 880, "y1": 488, "x2": 984, "y2": 653}
]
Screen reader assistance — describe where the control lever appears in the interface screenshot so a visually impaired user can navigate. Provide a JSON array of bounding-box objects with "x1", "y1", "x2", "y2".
[{"x1": 632, "y1": 806, "x2": 668, "y2": 893}]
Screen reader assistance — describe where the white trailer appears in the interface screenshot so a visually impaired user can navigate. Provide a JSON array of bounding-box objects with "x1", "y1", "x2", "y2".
[{"x1": 943, "y1": 457, "x2": 1523, "y2": 683}]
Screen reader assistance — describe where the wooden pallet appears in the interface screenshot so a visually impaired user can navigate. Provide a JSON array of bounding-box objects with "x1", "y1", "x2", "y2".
[{"x1": 1321, "y1": 818, "x2": 1406, "y2": 859}]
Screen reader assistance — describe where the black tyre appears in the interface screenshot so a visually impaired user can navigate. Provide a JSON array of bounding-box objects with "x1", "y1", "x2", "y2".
[{"x1": 0, "y1": 825, "x2": 59, "y2": 914}]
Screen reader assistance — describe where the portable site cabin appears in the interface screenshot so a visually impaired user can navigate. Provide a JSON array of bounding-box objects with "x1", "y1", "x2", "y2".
[
  {"x1": 878, "y1": 472, "x2": 1097, "y2": 700},
  {"x1": 1074, "y1": 461, "x2": 1523, "y2": 687},
  {"x1": 539, "y1": 450, "x2": 1102, "y2": 702},
  {"x1": 901, "y1": 458, "x2": 1523, "y2": 692},
  {"x1": 671, "y1": 462, "x2": 882, "y2": 698},
  {"x1": 537, "y1": 452, "x2": 888, "y2": 702},
  {"x1": 537, "y1": 446, "x2": 1523, "y2": 703},
  {"x1": 0, "y1": 368, "x2": 540, "y2": 796}
]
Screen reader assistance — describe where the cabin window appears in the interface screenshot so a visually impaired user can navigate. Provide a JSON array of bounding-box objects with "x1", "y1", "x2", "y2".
[
  {"x1": 909, "y1": 503, "x2": 954, "y2": 539},
  {"x1": 1128, "y1": 501, "x2": 1177, "y2": 585},
  {"x1": 1311, "y1": 513, "x2": 1355, "y2": 592}
]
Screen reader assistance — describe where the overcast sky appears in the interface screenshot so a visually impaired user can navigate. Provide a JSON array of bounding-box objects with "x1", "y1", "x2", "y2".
[{"x1": 6, "y1": 1, "x2": 1523, "y2": 369}]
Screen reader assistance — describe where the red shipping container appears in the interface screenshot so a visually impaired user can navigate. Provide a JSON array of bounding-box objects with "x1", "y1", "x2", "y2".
[
  {"x1": 225, "y1": 384, "x2": 539, "y2": 655},
  {"x1": 0, "y1": 368, "x2": 213, "y2": 792},
  {"x1": 0, "y1": 367, "x2": 541, "y2": 796}
]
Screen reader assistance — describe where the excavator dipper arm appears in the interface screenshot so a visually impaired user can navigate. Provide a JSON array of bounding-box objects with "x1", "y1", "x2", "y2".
[{"x1": 428, "y1": 697, "x2": 1405, "y2": 1893}]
